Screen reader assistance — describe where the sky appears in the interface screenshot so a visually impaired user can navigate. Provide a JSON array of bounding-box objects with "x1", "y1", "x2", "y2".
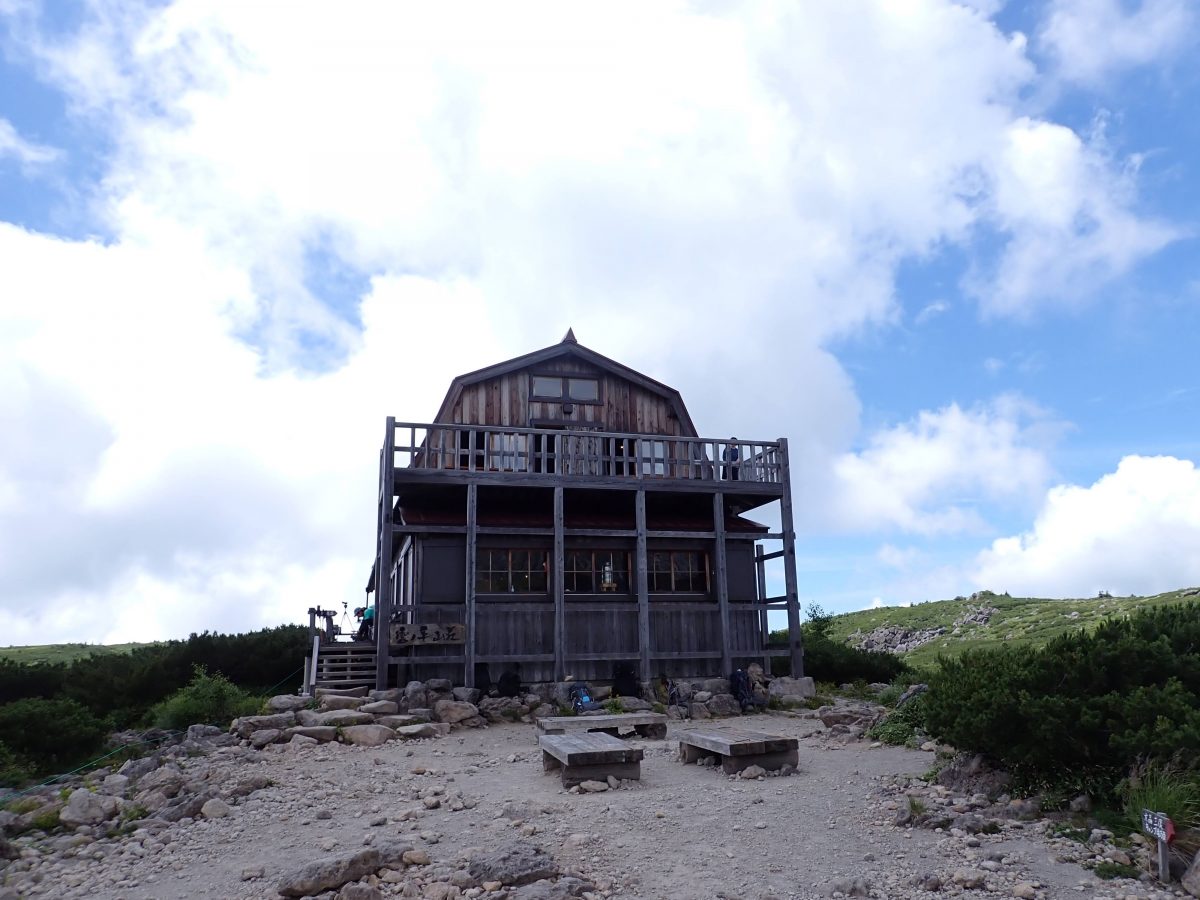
[{"x1": 2, "y1": 0, "x2": 1199, "y2": 646}]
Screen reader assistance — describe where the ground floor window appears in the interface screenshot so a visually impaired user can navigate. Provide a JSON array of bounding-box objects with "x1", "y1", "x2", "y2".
[
  {"x1": 565, "y1": 550, "x2": 630, "y2": 593},
  {"x1": 649, "y1": 550, "x2": 708, "y2": 593},
  {"x1": 476, "y1": 549, "x2": 548, "y2": 593}
]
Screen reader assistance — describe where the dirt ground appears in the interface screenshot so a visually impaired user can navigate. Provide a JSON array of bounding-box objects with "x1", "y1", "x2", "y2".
[{"x1": 11, "y1": 714, "x2": 1167, "y2": 900}]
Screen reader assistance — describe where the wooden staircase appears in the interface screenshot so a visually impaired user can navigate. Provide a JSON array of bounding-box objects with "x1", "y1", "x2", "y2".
[{"x1": 314, "y1": 642, "x2": 377, "y2": 690}]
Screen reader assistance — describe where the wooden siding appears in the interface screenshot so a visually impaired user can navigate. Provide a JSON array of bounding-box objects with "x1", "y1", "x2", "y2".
[{"x1": 446, "y1": 358, "x2": 692, "y2": 437}]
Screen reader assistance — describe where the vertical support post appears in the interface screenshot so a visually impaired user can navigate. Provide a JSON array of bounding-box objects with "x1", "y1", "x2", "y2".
[
  {"x1": 307, "y1": 608, "x2": 317, "y2": 641},
  {"x1": 464, "y1": 483, "x2": 478, "y2": 688},
  {"x1": 713, "y1": 492, "x2": 731, "y2": 677},
  {"x1": 1158, "y1": 836, "x2": 1170, "y2": 883},
  {"x1": 375, "y1": 417, "x2": 396, "y2": 691},
  {"x1": 778, "y1": 438, "x2": 804, "y2": 677},
  {"x1": 755, "y1": 544, "x2": 769, "y2": 673},
  {"x1": 635, "y1": 490, "x2": 651, "y2": 683},
  {"x1": 553, "y1": 486, "x2": 566, "y2": 682}
]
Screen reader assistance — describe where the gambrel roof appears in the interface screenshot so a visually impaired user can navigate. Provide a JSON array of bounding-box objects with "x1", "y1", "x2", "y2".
[{"x1": 431, "y1": 331, "x2": 699, "y2": 436}]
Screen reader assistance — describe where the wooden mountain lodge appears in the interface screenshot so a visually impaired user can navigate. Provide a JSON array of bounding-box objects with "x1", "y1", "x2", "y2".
[{"x1": 356, "y1": 332, "x2": 803, "y2": 691}]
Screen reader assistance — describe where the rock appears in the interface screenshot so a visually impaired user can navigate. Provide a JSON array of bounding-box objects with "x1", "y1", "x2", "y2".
[
  {"x1": 376, "y1": 715, "x2": 424, "y2": 729},
  {"x1": 767, "y1": 676, "x2": 816, "y2": 703},
  {"x1": 360, "y1": 700, "x2": 399, "y2": 715},
  {"x1": 1012, "y1": 883, "x2": 1037, "y2": 899},
  {"x1": 693, "y1": 691, "x2": 713, "y2": 703},
  {"x1": 689, "y1": 702, "x2": 711, "y2": 719},
  {"x1": 1068, "y1": 793, "x2": 1092, "y2": 813},
  {"x1": 277, "y1": 848, "x2": 382, "y2": 897},
  {"x1": 408, "y1": 707, "x2": 434, "y2": 721},
  {"x1": 816, "y1": 703, "x2": 884, "y2": 729},
  {"x1": 509, "y1": 877, "x2": 594, "y2": 899},
  {"x1": 159, "y1": 788, "x2": 219, "y2": 822},
  {"x1": 201, "y1": 798, "x2": 232, "y2": 819},
  {"x1": 936, "y1": 752, "x2": 1011, "y2": 798},
  {"x1": 705, "y1": 693, "x2": 741, "y2": 717},
  {"x1": 250, "y1": 728, "x2": 283, "y2": 749},
  {"x1": 101, "y1": 773, "x2": 129, "y2": 796},
  {"x1": 911, "y1": 873, "x2": 941, "y2": 891},
  {"x1": 951, "y1": 868, "x2": 986, "y2": 889},
  {"x1": 467, "y1": 842, "x2": 559, "y2": 886},
  {"x1": 828, "y1": 876, "x2": 870, "y2": 897},
  {"x1": 231, "y1": 712, "x2": 295, "y2": 739},
  {"x1": 434, "y1": 699, "x2": 481, "y2": 724},
  {"x1": 426, "y1": 678, "x2": 452, "y2": 692},
  {"x1": 478, "y1": 697, "x2": 529, "y2": 723},
  {"x1": 394, "y1": 723, "x2": 442, "y2": 740},
  {"x1": 320, "y1": 695, "x2": 366, "y2": 711},
  {"x1": 579, "y1": 780, "x2": 608, "y2": 792},
  {"x1": 895, "y1": 683, "x2": 929, "y2": 707},
  {"x1": 117, "y1": 755, "x2": 161, "y2": 781},
  {"x1": 617, "y1": 696, "x2": 653, "y2": 712},
  {"x1": 341, "y1": 724, "x2": 396, "y2": 747},
  {"x1": 287, "y1": 726, "x2": 340, "y2": 742},
  {"x1": 738, "y1": 765, "x2": 766, "y2": 780},
  {"x1": 267, "y1": 694, "x2": 312, "y2": 712},
  {"x1": 404, "y1": 681, "x2": 429, "y2": 708},
  {"x1": 138, "y1": 765, "x2": 186, "y2": 797},
  {"x1": 1182, "y1": 848, "x2": 1200, "y2": 898},
  {"x1": 369, "y1": 688, "x2": 405, "y2": 704},
  {"x1": 452, "y1": 687, "x2": 482, "y2": 704},
  {"x1": 186, "y1": 724, "x2": 224, "y2": 740},
  {"x1": 315, "y1": 709, "x2": 376, "y2": 727},
  {"x1": 241, "y1": 865, "x2": 266, "y2": 881},
  {"x1": 59, "y1": 789, "x2": 119, "y2": 827},
  {"x1": 316, "y1": 685, "x2": 369, "y2": 697},
  {"x1": 340, "y1": 884, "x2": 384, "y2": 900},
  {"x1": 423, "y1": 885, "x2": 461, "y2": 900},
  {"x1": 702, "y1": 678, "x2": 730, "y2": 695},
  {"x1": 403, "y1": 848, "x2": 431, "y2": 865}
]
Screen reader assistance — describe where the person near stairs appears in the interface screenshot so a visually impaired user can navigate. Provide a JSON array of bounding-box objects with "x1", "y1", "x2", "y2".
[{"x1": 355, "y1": 603, "x2": 375, "y2": 642}]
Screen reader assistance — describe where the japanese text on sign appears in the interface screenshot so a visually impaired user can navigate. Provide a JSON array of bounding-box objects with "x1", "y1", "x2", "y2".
[
  {"x1": 1142, "y1": 809, "x2": 1175, "y2": 844},
  {"x1": 391, "y1": 623, "x2": 465, "y2": 646}
]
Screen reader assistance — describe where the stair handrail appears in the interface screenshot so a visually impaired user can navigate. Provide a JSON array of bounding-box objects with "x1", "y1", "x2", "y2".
[{"x1": 308, "y1": 635, "x2": 321, "y2": 694}]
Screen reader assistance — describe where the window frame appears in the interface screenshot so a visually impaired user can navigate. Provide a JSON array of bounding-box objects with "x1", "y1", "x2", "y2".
[
  {"x1": 529, "y1": 373, "x2": 603, "y2": 405},
  {"x1": 475, "y1": 548, "x2": 549, "y2": 594},
  {"x1": 648, "y1": 550, "x2": 710, "y2": 594}
]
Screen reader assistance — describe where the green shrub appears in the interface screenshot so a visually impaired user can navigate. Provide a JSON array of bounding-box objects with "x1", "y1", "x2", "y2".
[
  {"x1": 1122, "y1": 762, "x2": 1200, "y2": 834},
  {"x1": 150, "y1": 666, "x2": 261, "y2": 730},
  {"x1": 770, "y1": 605, "x2": 909, "y2": 684},
  {"x1": 923, "y1": 603, "x2": 1200, "y2": 794},
  {"x1": 0, "y1": 698, "x2": 110, "y2": 783},
  {"x1": 1093, "y1": 861, "x2": 1139, "y2": 880},
  {"x1": 0, "y1": 741, "x2": 33, "y2": 788},
  {"x1": 867, "y1": 693, "x2": 928, "y2": 746}
]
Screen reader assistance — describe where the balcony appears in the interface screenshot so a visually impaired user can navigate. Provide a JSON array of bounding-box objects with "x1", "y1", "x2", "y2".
[{"x1": 385, "y1": 421, "x2": 784, "y2": 488}]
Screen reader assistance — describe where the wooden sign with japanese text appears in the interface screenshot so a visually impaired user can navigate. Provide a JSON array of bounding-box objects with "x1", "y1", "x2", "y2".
[{"x1": 391, "y1": 623, "x2": 465, "y2": 646}]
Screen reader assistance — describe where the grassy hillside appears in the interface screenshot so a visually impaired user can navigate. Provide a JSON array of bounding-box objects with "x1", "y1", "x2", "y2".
[
  {"x1": 826, "y1": 586, "x2": 1200, "y2": 670},
  {"x1": 0, "y1": 642, "x2": 152, "y2": 665}
]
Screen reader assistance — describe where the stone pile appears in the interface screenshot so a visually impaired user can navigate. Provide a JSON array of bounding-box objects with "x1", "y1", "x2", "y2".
[{"x1": 851, "y1": 603, "x2": 1001, "y2": 655}]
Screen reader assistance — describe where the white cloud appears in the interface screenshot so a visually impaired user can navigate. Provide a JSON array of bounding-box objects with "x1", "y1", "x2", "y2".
[
  {"x1": 0, "y1": 117, "x2": 59, "y2": 166},
  {"x1": 972, "y1": 455, "x2": 1200, "y2": 597},
  {"x1": 915, "y1": 301, "x2": 950, "y2": 324},
  {"x1": 0, "y1": 2, "x2": 1184, "y2": 641},
  {"x1": 830, "y1": 396, "x2": 1059, "y2": 534},
  {"x1": 1039, "y1": 0, "x2": 1196, "y2": 84}
]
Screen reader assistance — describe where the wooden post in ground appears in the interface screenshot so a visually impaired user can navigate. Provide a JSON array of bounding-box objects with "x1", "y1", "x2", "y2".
[
  {"x1": 553, "y1": 486, "x2": 565, "y2": 682},
  {"x1": 713, "y1": 492, "x2": 731, "y2": 677},
  {"x1": 778, "y1": 438, "x2": 804, "y2": 677},
  {"x1": 375, "y1": 417, "x2": 395, "y2": 691},
  {"x1": 464, "y1": 482, "x2": 478, "y2": 688},
  {"x1": 635, "y1": 489, "x2": 651, "y2": 683}
]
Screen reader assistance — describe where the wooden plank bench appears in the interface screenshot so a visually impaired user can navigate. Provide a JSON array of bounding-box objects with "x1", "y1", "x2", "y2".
[
  {"x1": 539, "y1": 733, "x2": 644, "y2": 787},
  {"x1": 536, "y1": 712, "x2": 668, "y2": 739},
  {"x1": 677, "y1": 728, "x2": 799, "y2": 775}
]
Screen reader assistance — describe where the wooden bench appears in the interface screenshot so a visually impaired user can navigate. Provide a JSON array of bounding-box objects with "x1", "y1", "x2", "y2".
[
  {"x1": 677, "y1": 728, "x2": 799, "y2": 775},
  {"x1": 536, "y1": 712, "x2": 668, "y2": 739},
  {"x1": 539, "y1": 733, "x2": 644, "y2": 787}
]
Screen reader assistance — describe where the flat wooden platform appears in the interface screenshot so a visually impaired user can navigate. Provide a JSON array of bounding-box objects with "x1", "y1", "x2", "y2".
[
  {"x1": 539, "y1": 732, "x2": 645, "y2": 787},
  {"x1": 677, "y1": 727, "x2": 799, "y2": 775},
  {"x1": 536, "y1": 712, "x2": 668, "y2": 739}
]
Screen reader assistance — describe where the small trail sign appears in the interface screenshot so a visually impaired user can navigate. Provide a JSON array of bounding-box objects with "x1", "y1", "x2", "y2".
[
  {"x1": 391, "y1": 623, "x2": 466, "y2": 646},
  {"x1": 1142, "y1": 809, "x2": 1174, "y2": 882}
]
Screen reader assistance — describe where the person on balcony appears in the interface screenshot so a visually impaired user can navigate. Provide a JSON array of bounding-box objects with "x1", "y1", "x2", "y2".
[
  {"x1": 355, "y1": 604, "x2": 375, "y2": 642},
  {"x1": 722, "y1": 438, "x2": 740, "y2": 481}
]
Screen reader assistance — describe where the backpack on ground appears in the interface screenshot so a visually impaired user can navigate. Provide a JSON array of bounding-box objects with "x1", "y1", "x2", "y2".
[
  {"x1": 730, "y1": 668, "x2": 755, "y2": 711},
  {"x1": 569, "y1": 682, "x2": 603, "y2": 714}
]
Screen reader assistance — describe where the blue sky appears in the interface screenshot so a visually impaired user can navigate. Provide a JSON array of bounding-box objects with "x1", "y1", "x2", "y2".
[{"x1": 2, "y1": 1, "x2": 1199, "y2": 643}]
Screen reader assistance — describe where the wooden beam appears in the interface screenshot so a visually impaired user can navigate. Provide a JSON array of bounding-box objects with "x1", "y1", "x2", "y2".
[
  {"x1": 375, "y1": 417, "x2": 395, "y2": 691},
  {"x1": 713, "y1": 492, "x2": 731, "y2": 677},
  {"x1": 635, "y1": 490, "x2": 651, "y2": 684},
  {"x1": 464, "y1": 482, "x2": 478, "y2": 689},
  {"x1": 778, "y1": 438, "x2": 804, "y2": 678},
  {"x1": 756, "y1": 545, "x2": 769, "y2": 673},
  {"x1": 553, "y1": 486, "x2": 565, "y2": 682}
]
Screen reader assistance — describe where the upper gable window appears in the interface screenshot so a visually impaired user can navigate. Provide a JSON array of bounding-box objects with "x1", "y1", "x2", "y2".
[{"x1": 531, "y1": 375, "x2": 600, "y2": 403}]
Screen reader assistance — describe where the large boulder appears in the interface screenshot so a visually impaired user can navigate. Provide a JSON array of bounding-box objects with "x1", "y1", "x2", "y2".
[
  {"x1": 702, "y1": 678, "x2": 730, "y2": 695},
  {"x1": 453, "y1": 686, "x2": 482, "y2": 704},
  {"x1": 705, "y1": 694, "x2": 741, "y2": 717},
  {"x1": 59, "y1": 789, "x2": 119, "y2": 827},
  {"x1": 159, "y1": 788, "x2": 219, "y2": 823},
  {"x1": 768, "y1": 676, "x2": 816, "y2": 704},
  {"x1": 1182, "y1": 849, "x2": 1200, "y2": 898},
  {"x1": 250, "y1": 729, "x2": 283, "y2": 749},
  {"x1": 617, "y1": 696, "x2": 653, "y2": 712},
  {"x1": 478, "y1": 697, "x2": 528, "y2": 723},
  {"x1": 359, "y1": 700, "x2": 398, "y2": 715},
  {"x1": 315, "y1": 685, "x2": 369, "y2": 698},
  {"x1": 340, "y1": 724, "x2": 395, "y2": 747},
  {"x1": 434, "y1": 699, "x2": 481, "y2": 724},
  {"x1": 137, "y1": 765, "x2": 186, "y2": 798},
  {"x1": 368, "y1": 688, "x2": 405, "y2": 705},
  {"x1": 231, "y1": 712, "x2": 295, "y2": 739},
  {"x1": 817, "y1": 702, "x2": 885, "y2": 730},
  {"x1": 467, "y1": 842, "x2": 558, "y2": 887},
  {"x1": 267, "y1": 694, "x2": 311, "y2": 712},
  {"x1": 375, "y1": 715, "x2": 424, "y2": 729},
  {"x1": 393, "y1": 723, "x2": 443, "y2": 741},
  {"x1": 403, "y1": 681, "x2": 428, "y2": 709},
  {"x1": 277, "y1": 848, "x2": 381, "y2": 898},
  {"x1": 319, "y1": 695, "x2": 365, "y2": 712},
  {"x1": 286, "y1": 726, "x2": 339, "y2": 743},
  {"x1": 315, "y1": 709, "x2": 375, "y2": 727}
]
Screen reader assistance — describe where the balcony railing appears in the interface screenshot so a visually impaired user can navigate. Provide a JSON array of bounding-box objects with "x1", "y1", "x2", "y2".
[{"x1": 388, "y1": 421, "x2": 783, "y2": 485}]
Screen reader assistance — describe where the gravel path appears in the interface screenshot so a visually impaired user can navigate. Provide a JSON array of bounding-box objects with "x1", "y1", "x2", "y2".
[{"x1": 5, "y1": 714, "x2": 1172, "y2": 899}]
